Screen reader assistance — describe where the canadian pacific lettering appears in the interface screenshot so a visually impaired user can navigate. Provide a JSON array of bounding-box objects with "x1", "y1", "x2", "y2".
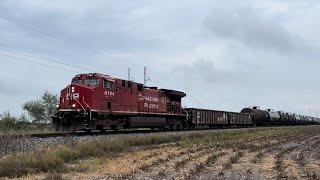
[
  {"x1": 139, "y1": 94, "x2": 159, "y2": 102},
  {"x1": 66, "y1": 93, "x2": 79, "y2": 100},
  {"x1": 144, "y1": 103, "x2": 160, "y2": 109}
]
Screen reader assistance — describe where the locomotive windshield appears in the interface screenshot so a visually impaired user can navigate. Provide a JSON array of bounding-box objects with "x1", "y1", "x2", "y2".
[
  {"x1": 84, "y1": 79, "x2": 100, "y2": 85},
  {"x1": 72, "y1": 80, "x2": 83, "y2": 85}
]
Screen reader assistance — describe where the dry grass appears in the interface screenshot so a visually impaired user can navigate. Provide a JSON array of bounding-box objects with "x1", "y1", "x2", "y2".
[
  {"x1": 1, "y1": 126, "x2": 320, "y2": 179},
  {"x1": 223, "y1": 151, "x2": 244, "y2": 169},
  {"x1": 43, "y1": 172, "x2": 63, "y2": 180}
]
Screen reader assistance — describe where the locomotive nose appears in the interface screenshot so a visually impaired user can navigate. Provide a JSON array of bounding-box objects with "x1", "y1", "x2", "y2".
[{"x1": 67, "y1": 85, "x2": 93, "y2": 110}]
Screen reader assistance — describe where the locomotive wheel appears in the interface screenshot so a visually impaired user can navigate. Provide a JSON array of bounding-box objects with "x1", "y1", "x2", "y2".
[
  {"x1": 169, "y1": 125, "x2": 174, "y2": 130},
  {"x1": 54, "y1": 122, "x2": 61, "y2": 132}
]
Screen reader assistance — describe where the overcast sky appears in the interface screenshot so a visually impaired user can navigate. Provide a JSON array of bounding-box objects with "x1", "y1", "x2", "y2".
[{"x1": 0, "y1": 0, "x2": 320, "y2": 117}]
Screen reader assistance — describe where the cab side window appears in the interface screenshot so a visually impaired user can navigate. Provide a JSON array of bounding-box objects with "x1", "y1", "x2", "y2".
[
  {"x1": 104, "y1": 79, "x2": 114, "y2": 89},
  {"x1": 122, "y1": 80, "x2": 126, "y2": 88},
  {"x1": 128, "y1": 81, "x2": 132, "y2": 89},
  {"x1": 137, "y1": 84, "x2": 143, "y2": 91}
]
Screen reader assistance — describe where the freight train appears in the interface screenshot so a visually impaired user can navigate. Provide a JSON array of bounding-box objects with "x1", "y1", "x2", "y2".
[{"x1": 51, "y1": 73, "x2": 320, "y2": 132}]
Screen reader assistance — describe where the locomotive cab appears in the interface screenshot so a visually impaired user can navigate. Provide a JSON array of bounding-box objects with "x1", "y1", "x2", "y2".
[{"x1": 53, "y1": 73, "x2": 116, "y2": 132}]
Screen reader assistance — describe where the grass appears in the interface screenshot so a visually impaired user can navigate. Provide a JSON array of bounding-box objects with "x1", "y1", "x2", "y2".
[
  {"x1": 43, "y1": 172, "x2": 63, "y2": 180},
  {"x1": 0, "y1": 126, "x2": 319, "y2": 178}
]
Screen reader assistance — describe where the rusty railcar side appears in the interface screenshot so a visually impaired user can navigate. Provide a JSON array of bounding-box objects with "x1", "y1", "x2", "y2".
[
  {"x1": 186, "y1": 108, "x2": 252, "y2": 127},
  {"x1": 228, "y1": 112, "x2": 253, "y2": 126},
  {"x1": 187, "y1": 108, "x2": 221, "y2": 125}
]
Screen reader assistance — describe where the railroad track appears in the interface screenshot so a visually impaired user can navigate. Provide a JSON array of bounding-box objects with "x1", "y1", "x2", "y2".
[
  {"x1": 1, "y1": 130, "x2": 163, "y2": 139},
  {"x1": 29, "y1": 129, "x2": 175, "y2": 138},
  {"x1": 27, "y1": 125, "x2": 311, "y2": 139},
  {"x1": 26, "y1": 125, "x2": 320, "y2": 139},
  {"x1": 29, "y1": 127, "x2": 241, "y2": 138}
]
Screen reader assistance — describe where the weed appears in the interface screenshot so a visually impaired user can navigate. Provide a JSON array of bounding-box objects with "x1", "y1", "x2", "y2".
[
  {"x1": 218, "y1": 171, "x2": 224, "y2": 177},
  {"x1": 307, "y1": 172, "x2": 319, "y2": 180},
  {"x1": 206, "y1": 152, "x2": 226, "y2": 165},
  {"x1": 158, "y1": 171, "x2": 166, "y2": 177},
  {"x1": 150, "y1": 158, "x2": 166, "y2": 166},
  {"x1": 175, "y1": 159, "x2": 188, "y2": 170},
  {"x1": 252, "y1": 151, "x2": 264, "y2": 164},
  {"x1": 139, "y1": 164, "x2": 150, "y2": 171},
  {"x1": 0, "y1": 151, "x2": 65, "y2": 177},
  {"x1": 194, "y1": 163, "x2": 206, "y2": 174},
  {"x1": 43, "y1": 172, "x2": 63, "y2": 180},
  {"x1": 69, "y1": 163, "x2": 89, "y2": 173},
  {"x1": 296, "y1": 152, "x2": 305, "y2": 166},
  {"x1": 223, "y1": 151, "x2": 244, "y2": 170}
]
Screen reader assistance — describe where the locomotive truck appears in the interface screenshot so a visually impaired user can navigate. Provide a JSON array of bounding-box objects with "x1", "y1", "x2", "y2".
[{"x1": 52, "y1": 73, "x2": 320, "y2": 132}]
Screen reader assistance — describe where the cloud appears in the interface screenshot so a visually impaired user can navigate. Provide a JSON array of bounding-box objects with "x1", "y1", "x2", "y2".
[
  {"x1": 203, "y1": 5, "x2": 308, "y2": 54},
  {"x1": 174, "y1": 59, "x2": 241, "y2": 84},
  {"x1": 0, "y1": 0, "x2": 320, "y2": 116}
]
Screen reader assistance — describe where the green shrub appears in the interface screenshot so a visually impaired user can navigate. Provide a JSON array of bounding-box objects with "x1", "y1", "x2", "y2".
[
  {"x1": 0, "y1": 151, "x2": 65, "y2": 177},
  {"x1": 35, "y1": 151, "x2": 65, "y2": 172},
  {"x1": 0, "y1": 153, "x2": 37, "y2": 177},
  {"x1": 54, "y1": 146, "x2": 78, "y2": 163}
]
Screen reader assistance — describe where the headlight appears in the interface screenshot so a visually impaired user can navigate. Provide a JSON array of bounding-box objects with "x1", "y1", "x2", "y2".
[
  {"x1": 71, "y1": 87, "x2": 75, "y2": 93},
  {"x1": 72, "y1": 104, "x2": 76, "y2": 108},
  {"x1": 56, "y1": 104, "x2": 60, "y2": 108}
]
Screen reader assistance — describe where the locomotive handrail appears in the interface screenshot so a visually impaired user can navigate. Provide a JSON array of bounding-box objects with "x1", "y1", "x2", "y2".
[
  {"x1": 82, "y1": 97, "x2": 91, "y2": 109},
  {"x1": 82, "y1": 97, "x2": 92, "y2": 120},
  {"x1": 182, "y1": 106, "x2": 189, "y2": 120},
  {"x1": 75, "y1": 98, "x2": 86, "y2": 117}
]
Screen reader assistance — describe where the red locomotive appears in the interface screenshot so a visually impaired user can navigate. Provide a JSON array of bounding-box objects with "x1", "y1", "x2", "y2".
[{"x1": 52, "y1": 73, "x2": 187, "y2": 132}]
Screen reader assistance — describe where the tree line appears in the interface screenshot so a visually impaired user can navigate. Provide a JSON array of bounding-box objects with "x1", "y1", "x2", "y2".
[{"x1": 0, "y1": 91, "x2": 58, "y2": 131}]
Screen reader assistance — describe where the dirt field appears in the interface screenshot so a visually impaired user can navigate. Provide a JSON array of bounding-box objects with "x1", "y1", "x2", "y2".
[{"x1": 7, "y1": 126, "x2": 320, "y2": 180}]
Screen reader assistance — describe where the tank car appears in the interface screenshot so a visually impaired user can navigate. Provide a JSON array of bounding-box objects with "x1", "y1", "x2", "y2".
[
  {"x1": 240, "y1": 107, "x2": 269, "y2": 126},
  {"x1": 278, "y1": 111, "x2": 289, "y2": 125},
  {"x1": 265, "y1": 109, "x2": 280, "y2": 125},
  {"x1": 294, "y1": 114, "x2": 301, "y2": 125},
  {"x1": 286, "y1": 113, "x2": 296, "y2": 125}
]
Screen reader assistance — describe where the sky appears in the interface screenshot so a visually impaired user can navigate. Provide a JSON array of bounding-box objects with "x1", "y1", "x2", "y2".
[{"x1": 0, "y1": 0, "x2": 320, "y2": 117}]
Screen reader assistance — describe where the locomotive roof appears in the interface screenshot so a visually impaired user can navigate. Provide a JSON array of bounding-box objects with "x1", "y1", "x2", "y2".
[
  {"x1": 74, "y1": 73, "x2": 116, "y2": 80},
  {"x1": 160, "y1": 89, "x2": 186, "y2": 97},
  {"x1": 73, "y1": 73, "x2": 186, "y2": 96}
]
